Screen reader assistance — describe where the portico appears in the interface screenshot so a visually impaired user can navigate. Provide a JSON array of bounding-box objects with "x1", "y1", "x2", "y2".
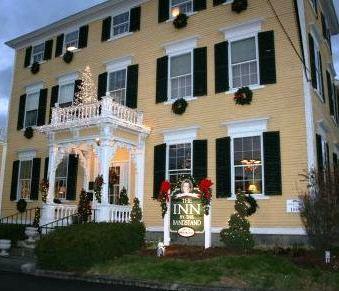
[{"x1": 38, "y1": 95, "x2": 150, "y2": 225}]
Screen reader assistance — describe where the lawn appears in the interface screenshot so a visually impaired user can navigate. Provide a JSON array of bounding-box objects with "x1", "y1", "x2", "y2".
[{"x1": 88, "y1": 246, "x2": 339, "y2": 290}]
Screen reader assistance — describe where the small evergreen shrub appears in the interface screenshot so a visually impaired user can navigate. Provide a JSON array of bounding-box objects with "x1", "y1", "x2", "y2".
[
  {"x1": 119, "y1": 187, "x2": 129, "y2": 205},
  {"x1": 36, "y1": 222, "x2": 145, "y2": 271},
  {"x1": 0, "y1": 224, "x2": 26, "y2": 243},
  {"x1": 78, "y1": 190, "x2": 91, "y2": 223},
  {"x1": 130, "y1": 198, "x2": 142, "y2": 223}
]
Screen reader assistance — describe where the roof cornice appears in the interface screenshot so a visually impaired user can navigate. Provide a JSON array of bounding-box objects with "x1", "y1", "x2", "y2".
[
  {"x1": 5, "y1": 0, "x2": 148, "y2": 49},
  {"x1": 319, "y1": 0, "x2": 339, "y2": 34}
]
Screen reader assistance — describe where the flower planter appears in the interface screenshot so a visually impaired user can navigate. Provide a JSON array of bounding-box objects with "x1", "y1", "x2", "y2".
[
  {"x1": 0, "y1": 239, "x2": 11, "y2": 257},
  {"x1": 25, "y1": 227, "x2": 39, "y2": 243}
]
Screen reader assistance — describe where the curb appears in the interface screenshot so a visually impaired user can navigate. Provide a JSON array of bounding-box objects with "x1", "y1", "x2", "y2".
[{"x1": 23, "y1": 269, "x2": 247, "y2": 291}]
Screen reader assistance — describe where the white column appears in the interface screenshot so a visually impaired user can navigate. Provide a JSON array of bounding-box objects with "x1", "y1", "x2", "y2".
[
  {"x1": 204, "y1": 208, "x2": 212, "y2": 249},
  {"x1": 96, "y1": 139, "x2": 115, "y2": 221},
  {"x1": 40, "y1": 145, "x2": 59, "y2": 226},
  {"x1": 134, "y1": 147, "x2": 145, "y2": 210},
  {"x1": 0, "y1": 142, "x2": 7, "y2": 217},
  {"x1": 163, "y1": 200, "x2": 171, "y2": 246}
]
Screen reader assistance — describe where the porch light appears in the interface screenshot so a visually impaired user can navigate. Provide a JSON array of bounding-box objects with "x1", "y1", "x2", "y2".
[
  {"x1": 95, "y1": 138, "x2": 101, "y2": 146},
  {"x1": 67, "y1": 46, "x2": 77, "y2": 52},
  {"x1": 59, "y1": 186, "x2": 66, "y2": 196},
  {"x1": 248, "y1": 184, "x2": 257, "y2": 194},
  {"x1": 171, "y1": 7, "x2": 180, "y2": 17}
]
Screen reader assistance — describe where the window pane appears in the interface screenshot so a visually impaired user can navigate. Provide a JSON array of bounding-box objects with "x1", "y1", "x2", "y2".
[
  {"x1": 20, "y1": 161, "x2": 32, "y2": 179},
  {"x1": 231, "y1": 37, "x2": 256, "y2": 64},
  {"x1": 65, "y1": 31, "x2": 79, "y2": 49},
  {"x1": 19, "y1": 160, "x2": 32, "y2": 200},
  {"x1": 25, "y1": 110, "x2": 38, "y2": 127},
  {"x1": 32, "y1": 43, "x2": 45, "y2": 63},
  {"x1": 170, "y1": 53, "x2": 191, "y2": 77},
  {"x1": 59, "y1": 83, "x2": 75, "y2": 105},
  {"x1": 33, "y1": 43, "x2": 44, "y2": 54},
  {"x1": 113, "y1": 12, "x2": 129, "y2": 36},
  {"x1": 108, "y1": 69, "x2": 127, "y2": 105},
  {"x1": 171, "y1": 0, "x2": 193, "y2": 15},
  {"x1": 26, "y1": 92, "x2": 39, "y2": 111},
  {"x1": 168, "y1": 143, "x2": 192, "y2": 184}
]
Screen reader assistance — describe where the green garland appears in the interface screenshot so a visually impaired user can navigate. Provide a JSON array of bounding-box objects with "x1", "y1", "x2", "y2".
[{"x1": 245, "y1": 194, "x2": 259, "y2": 216}]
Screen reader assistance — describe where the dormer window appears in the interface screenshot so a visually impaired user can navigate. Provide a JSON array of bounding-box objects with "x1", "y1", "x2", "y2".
[
  {"x1": 170, "y1": 0, "x2": 193, "y2": 17},
  {"x1": 113, "y1": 11, "x2": 130, "y2": 37},
  {"x1": 32, "y1": 43, "x2": 45, "y2": 63},
  {"x1": 64, "y1": 30, "x2": 79, "y2": 51}
]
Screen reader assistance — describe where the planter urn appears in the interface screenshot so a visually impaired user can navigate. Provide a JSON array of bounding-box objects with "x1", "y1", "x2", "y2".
[
  {"x1": 25, "y1": 227, "x2": 39, "y2": 243},
  {"x1": 0, "y1": 239, "x2": 11, "y2": 257}
]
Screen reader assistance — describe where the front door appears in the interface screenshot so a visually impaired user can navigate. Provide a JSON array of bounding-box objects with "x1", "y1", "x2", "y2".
[{"x1": 109, "y1": 162, "x2": 128, "y2": 204}]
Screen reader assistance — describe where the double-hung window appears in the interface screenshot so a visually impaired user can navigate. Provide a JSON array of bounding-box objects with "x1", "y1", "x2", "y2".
[
  {"x1": 168, "y1": 143, "x2": 192, "y2": 184},
  {"x1": 170, "y1": 0, "x2": 193, "y2": 17},
  {"x1": 31, "y1": 43, "x2": 45, "y2": 64},
  {"x1": 55, "y1": 157, "x2": 68, "y2": 200},
  {"x1": 170, "y1": 52, "x2": 192, "y2": 100},
  {"x1": 108, "y1": 69, "x2": 127, "y2": 105},
  {"x1": 24, "y1": 91, "x2": 39, "y2": 128},
  {"x1": 18, "y1": 160, "x2": 33, "y2": 200},
  {"x1": 233, "y1": 136, "x2": 263, "y2": 195},
  {"x1": 314, "y1": 48, "x2": 323, "y2": 98},
  {"x1": 230, "y1": 37, "x2": 259, "y2": 89},
  {"x1": 59, "y1": 82, "x2": 75, "y2": 107},
  {"x1": 112, "y1": 11, "x2": 130, "y2": 37},
  {"x1": 64, "y1": 30, "x2": 79, "y2": 51}
]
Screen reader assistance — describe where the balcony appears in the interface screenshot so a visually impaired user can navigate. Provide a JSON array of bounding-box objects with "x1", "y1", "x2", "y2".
[{"x1": 40, "y1": 95, "x2": 150, "y2": 134}]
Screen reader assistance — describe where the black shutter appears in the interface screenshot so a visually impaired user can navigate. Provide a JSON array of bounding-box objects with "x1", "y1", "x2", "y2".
[
  {"x1": 193, "y1": 140, "x2": 208, "y2": 182},
  {"x1": 316, "y1": 134, "x2": 323, "y2": 171},
  {"x1": 319, "y1": 53, "x2": 325, "y2": 100},
  {"x1": 153, "y1": 144, "x2": 166, "y2": 199},
  {"x1": 97, "y1": 72, "x2": 108, "y2": 100},
  {"x1": 214, "y1": 41, "x2": 229, "y2": 93},
  {"x1": 44, "y1": 157, "x2": 49, "y2": 180},
  {"x1": 263, "y1": 131, "x2": 282, "y2": 195},
  {"x1": 37, "y1": 88, "x2": 48, "y2": 126},
  {"x1": 49, "y1": 85, "x2": 59, "y2": 123},
  {"x1": 17, "y1": 94, "x2": 26, "y2": 130},
  {"x1": 193, "y1": 47, "x2": 207, "y2": 96},
  {"x1": 24, "y1": 47, "x2": 32, "y2": 67},
  {"x1": 321, "y1": 13, "x2": 327, "y2": 39},
  {"x1": 101, "y1": 17, "x2": 112, "y2": 42},
  {"x1": 130, "y1": 6, "x2": 141, "y2": 32},
  {"x1": 67, "y1": 154, "x2": 79, "y2": 201},
  {"x1": 259, "y1": 31, "x2": 276, "y2": 85},
  {"x1": 30, "y1": 158, "x2": 41, "y2": 200},
  {"x1": 213, "y1": 0, "x2": 225, "y2": 6},
  {"x1": 158, "y1": 0, "x2": 169, "y2": 23},
  {"x1": 333, "y1": 153, "x2": 338, "y2": 172},
  {"x1": 78, "y1": 25, "x2": 89, "y2": 49},
  {"x1": 326, "y1": 71, "x2": 334, "y2": 115},
  {"x1": 156, "y1": 56, "x2": 168, "y2": 103},
  {"x1": 44, "y1": 39, "x2": 53, "y2": 61},
  {"x1": 126, "y1": 64, "x2": 139, "y2": 109},
  {"x1": 10, "y1": 161, "x2": 20, "y2": 201},
  {"x1": 193, "y1": 0, "x2": 206, "y2": 11},
  {"x1": 74, "y1": 79, "x2": 82, "y2": 103},
  {"x1": 55, "y1": 34, "x2": 64, "y2": 57},
  {"x1": 216, "y1": 137, "x2": 231, "y2": 198},
  {"x1": 309, "y1": 34, "x2": 317, "y2": 89}
]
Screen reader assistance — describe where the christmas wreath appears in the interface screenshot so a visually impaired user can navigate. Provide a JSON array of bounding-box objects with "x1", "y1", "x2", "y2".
[
  {"x1": 232, "y1": 0, "x2": 248, "y2": 13},
  {"x1": 63, "y1": 50, "x2": 74, "y2": 64},
  {"x1": 234, "y1": 86, "x2": 253, "y2": 105},
  {"x1": 173, "y1": 13, "x2": 188, "y2": 29},
  {"x1": 172, "y1": 98, "x2": 188, "y2": 115},
  {"x1": 39, "y1": 179, "x2": 49, "y2": 203},
  {"x1": 31, "y1": 62, "x2": 40, "y2": 74},
  {"x1": 158, "y1": 176, "x2": 213, "y2": 217},
  {"x1": 24, "y1": 127, "x2": 34, "y2": 139},
  {"x1": 17, "y1": 199, "x2": 27, "y2": 213},
  {"x1": 245, "y1": 194, "x2": 258, "y2": 216}
]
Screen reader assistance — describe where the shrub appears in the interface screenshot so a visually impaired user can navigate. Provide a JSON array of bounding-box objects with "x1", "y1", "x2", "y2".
[
  {"x1": 299, "y1": 169, "x2": 339, "y2": 251},
  {"x1": 220, "y1": 192, "x2": 255, "y2": 251},
  {"x1": 36, "y1": 222, "x2": 145, "y2": 271},
  {"x1": 0, "y1": 224, "x2": 26, "y2": 243},
  {"x1": 130, "y1": 198, "x2": 142, "y2": 223},
  {"x1": 119, "y1": 187, "x2": 129, "y2": 205},
  {"x1": 78, "y1": 189, "x2": 91, "y2": 223}
]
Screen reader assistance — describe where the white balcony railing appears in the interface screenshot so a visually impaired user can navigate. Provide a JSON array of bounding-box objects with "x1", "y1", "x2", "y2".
[
  {"x1": 47, "y1": 95, "x2": 148, "y2": 132},
  {"x1": 0, "y1": 127, "x2": 6, "y2": 142},
  {"x1": 108, "y1": 205, "x2": 132, "y2": 223},
  {"x1": 53, "y1": 204, "x2": 77, "y2": 220}
]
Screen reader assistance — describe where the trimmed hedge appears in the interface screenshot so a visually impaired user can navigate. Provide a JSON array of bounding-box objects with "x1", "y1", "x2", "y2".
[
  {"x1": 0, "y1": 224, "x2": 26, "y2": 243},
  {"x1": 36, "y1": 222, "x2": 145, "y2": 271}
]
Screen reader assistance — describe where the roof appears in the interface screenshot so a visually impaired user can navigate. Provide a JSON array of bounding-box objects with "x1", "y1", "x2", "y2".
[{"x1": 5, "y1": 0, "x2": 146, "y2": 49}]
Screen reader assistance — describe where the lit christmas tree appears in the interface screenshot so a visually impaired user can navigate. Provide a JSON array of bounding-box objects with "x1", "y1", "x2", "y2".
[
  {"x1": 130, "y1": 198, "x2": 142, "y2": 223},
  {"x1": 74, "y1": 66, "x2": 97, "y2": 105}
]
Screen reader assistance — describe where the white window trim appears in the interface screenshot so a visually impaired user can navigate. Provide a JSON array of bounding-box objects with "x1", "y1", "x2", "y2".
[
  {"x1": 168, "y1": 0, "x2": 195, "y2": 20},
  {"x1": 105, "y1": 56, "x2": 132, "y2": 73},
  {"x1": 308, "y1": 0, "x2": 318, "y2": 16},
  {"x1": 220, "y1": 19, "x2": 264, "y2": 92},
  {"x1": 222, "y1": 118, "x2": 269, "y2": 199},
  {"x1": 55, "y1": 156, "x2": 69, "y2": 200},
  {"x1": 163, "y1": 126, "x2": 199, "y2": 181},
  {"x1": 107, "y1": 68, "x2": 128, "y2": 105},
  {"x1": 110, "y1": 10, "x2": 131, "y2": 40},
  {"x1": 16, "y1": 150, "x2": 36, "y2": 202},
  {"x1": 63, "y1": 29, "x2": 80, "y2": 54},
  {"x1": 30, "y1": 42, "x2": 45, "y2": 65},
  {"x1": 24, "y1": 83, "x2": 43, "y2": 129},
  {"x1": 57, "y1": 72, "x2": 78, "y2": 106}
]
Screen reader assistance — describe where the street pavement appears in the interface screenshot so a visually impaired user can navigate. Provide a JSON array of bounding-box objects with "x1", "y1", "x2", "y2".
[{"x1": 0, "y1": 271, "x2": 154, "y2": 291}]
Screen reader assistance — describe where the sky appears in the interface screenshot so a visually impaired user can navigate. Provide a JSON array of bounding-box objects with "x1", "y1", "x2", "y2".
[{"x1": 0, "y1": 0, "x2": 339, "y2": 127}]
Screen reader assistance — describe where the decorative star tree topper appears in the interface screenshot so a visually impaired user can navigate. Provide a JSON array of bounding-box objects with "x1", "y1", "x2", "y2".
[{"x1": 74, "y1": 66, "x2": 97, "y2": 105}]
